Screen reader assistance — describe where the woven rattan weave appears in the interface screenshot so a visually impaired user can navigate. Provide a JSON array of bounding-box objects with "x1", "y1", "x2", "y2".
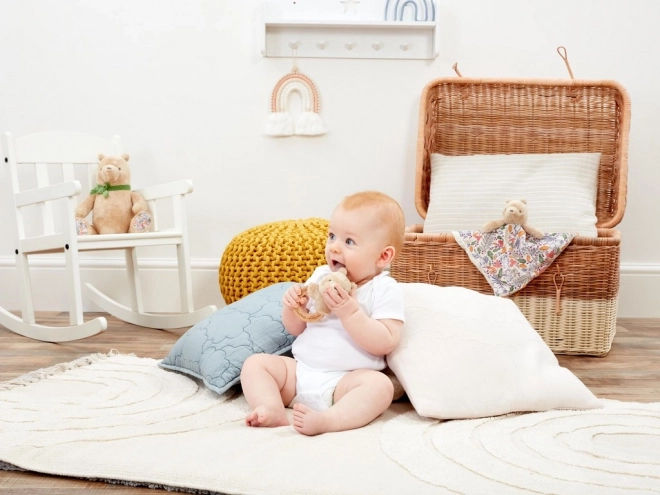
[
  {"x1": 390, "y1": 76, "x2": 630, "y2": 356},
  {"x1": 219, "y1": 218, "x2": 328, "y2": 304}
]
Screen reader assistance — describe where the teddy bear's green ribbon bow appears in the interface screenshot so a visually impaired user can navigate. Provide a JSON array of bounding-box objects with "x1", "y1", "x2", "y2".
[{"x1": 90, "y1": 183, "x2": 131, "y2": 199}]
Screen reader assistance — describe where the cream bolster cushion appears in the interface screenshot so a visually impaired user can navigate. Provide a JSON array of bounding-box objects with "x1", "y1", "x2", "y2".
[
  {"x1": 423, "y1": 152, "x2": 601, "y2": 238},
  {"x1": 387, "y1": 284, "x2": 602, "y2": 420}
]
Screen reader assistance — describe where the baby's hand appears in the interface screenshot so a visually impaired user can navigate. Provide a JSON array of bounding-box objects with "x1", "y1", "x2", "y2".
[
  {"x1": 322, "y1": 284, "x2": 359, "y2": 320},
  {"x1": 282, "y1": 284, "x2": 309, "y2": 310}
]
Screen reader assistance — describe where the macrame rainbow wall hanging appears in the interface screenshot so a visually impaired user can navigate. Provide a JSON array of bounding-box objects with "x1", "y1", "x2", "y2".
[{"x1": 264, "y1": 69, "x2": 328, "y2": 137}]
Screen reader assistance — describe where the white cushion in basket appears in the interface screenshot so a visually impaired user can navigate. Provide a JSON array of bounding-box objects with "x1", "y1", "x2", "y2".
[
  {"x1": 387, "y1": 284, "x2": 602, "y2": 420},
  {"x1": 423, "y1": 152, "x2": 601, "y2": 237}
]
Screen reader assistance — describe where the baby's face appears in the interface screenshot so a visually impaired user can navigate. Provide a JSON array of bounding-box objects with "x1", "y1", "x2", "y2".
[{"x1": 325, "y1": 206, "x2": 389, "y2": 286}]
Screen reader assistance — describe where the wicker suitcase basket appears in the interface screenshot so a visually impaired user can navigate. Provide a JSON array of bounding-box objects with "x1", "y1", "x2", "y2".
[{"x1": 390, "y1": 68, "x2": 630, "y2": 356}]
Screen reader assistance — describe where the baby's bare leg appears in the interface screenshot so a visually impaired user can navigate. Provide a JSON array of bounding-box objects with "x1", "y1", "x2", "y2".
[
  {"x1": 240, "y1": 354, "x2": 297, "y2": 427},
  {"x1": 292, "y1": 369, "x2": 393, "y2": 436}
]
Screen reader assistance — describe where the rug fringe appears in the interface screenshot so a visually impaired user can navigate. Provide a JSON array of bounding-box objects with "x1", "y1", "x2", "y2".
[
  {"x1": 99, "y1": 477, "x2": 224, "y2": 494},
  {"x1": 0, "y1": 460, "x2": 25, "y2": 472},
  {"x1": 0, "y1": 350, "x2": 121, "y2": 391}
]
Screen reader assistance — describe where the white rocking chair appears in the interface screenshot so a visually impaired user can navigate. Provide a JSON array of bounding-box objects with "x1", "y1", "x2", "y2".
[{"x1": 0, "y1": 131, "x2": 217, "y2": 342}]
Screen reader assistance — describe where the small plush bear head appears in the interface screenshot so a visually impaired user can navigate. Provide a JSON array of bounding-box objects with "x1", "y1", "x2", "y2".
[
  {"x1": 318, "y1": 267, "x2": 356, "y2": 296},
  {"x1": 502, "y1": 199, "x2": 529, "y2": 225},
  {"x1": 295, "y1": 267, "x2": 359, "y2": 322},
  {"x1": 96, "y1": 154, "x2": 131, "y2": 186}
]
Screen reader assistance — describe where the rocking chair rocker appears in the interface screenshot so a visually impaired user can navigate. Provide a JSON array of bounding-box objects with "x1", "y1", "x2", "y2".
[{"x1": 0, "y1": 131, "x2": 216, "y2": 342}]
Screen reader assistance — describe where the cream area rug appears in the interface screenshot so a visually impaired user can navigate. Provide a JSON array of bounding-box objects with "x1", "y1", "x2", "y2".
[{"x1": 1, "y1": 353, "x2": 659, "y2": 495}]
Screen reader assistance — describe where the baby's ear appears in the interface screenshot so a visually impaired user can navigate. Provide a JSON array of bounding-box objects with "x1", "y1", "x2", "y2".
[{"x1": 379, "y1": 246, "x2": 395, "y2": 266}]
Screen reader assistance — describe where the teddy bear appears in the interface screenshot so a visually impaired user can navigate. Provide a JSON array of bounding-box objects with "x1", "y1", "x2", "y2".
[
  {"x1": 482, "y1": 199, "x2": 544, "y2": 239},
  {"x1": 75, "y1": 154, "x2": 152, "y2": 235},
  {"x1": 293, "y1": 267, "x2": 358, "y2": 322}
]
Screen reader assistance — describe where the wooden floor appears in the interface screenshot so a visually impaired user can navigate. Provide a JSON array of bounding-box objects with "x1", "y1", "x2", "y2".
[{"x1": 0, "y1": 314, "x2": 659, "y2": 494}]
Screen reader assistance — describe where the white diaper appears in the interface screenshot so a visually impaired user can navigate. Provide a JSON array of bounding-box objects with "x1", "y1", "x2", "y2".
[{"x1": 288, "y1": 361, "x2": 347, "y2": 412}]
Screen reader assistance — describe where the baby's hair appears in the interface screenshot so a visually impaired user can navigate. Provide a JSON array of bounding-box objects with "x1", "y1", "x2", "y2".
[{"x1": 339, "y1": 191, "x2": 405, "y2": 259}]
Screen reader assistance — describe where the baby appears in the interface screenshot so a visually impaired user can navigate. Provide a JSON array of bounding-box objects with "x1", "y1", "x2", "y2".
[{"x1": 240, "y1": 191, "x2": 405, "y2": 435}]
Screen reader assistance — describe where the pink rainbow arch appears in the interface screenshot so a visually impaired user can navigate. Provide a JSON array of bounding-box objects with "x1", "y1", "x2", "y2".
[{"x1": 270, "y1": 71, "x2": 321, "y2": 114}]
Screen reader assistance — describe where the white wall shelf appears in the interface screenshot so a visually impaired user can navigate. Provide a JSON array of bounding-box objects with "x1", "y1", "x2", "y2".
[{"x1": 262, "y1": 0, "x2": 439, "y2": 60}]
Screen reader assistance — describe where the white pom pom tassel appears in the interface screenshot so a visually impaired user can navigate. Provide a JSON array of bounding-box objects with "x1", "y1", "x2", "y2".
[
  {"x1": 264, "y1": 112, "x2": 294, "y2": 137},
  {"x1": 295, "y1": 111, "x2": 328, "y2": 136}
]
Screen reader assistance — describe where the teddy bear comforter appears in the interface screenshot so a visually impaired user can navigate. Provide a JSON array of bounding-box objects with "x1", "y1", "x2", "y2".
[{"x1": 453, "y1": 225, "x2": 575, "y2": 297}]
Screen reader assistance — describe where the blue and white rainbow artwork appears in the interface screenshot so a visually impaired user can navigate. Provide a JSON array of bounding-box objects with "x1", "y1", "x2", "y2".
[{"x1": 384, "y1": 0, "x2": 435, "y2": 21}]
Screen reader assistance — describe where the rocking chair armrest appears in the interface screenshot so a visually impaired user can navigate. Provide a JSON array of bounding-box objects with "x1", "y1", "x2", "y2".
[
  {"x1": 14, "y1": 180, "x2": 82, "y2": 207},
  {"x1": 134, "y1": 180, "x2": 194, "y2": 201}
]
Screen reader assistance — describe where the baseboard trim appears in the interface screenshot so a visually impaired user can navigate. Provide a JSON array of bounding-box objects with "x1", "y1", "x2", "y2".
[
  {"x1": 619, "y1": 263, "x2": 660, "y2": 275},
  {"x1": 618, "y1": 264, "x2": 660, "y2": 318},
  {"x1": 0, "y1": 255, "x2": 223, "y2": 314},
  {"x1": 0, "y1": 257, "x2": 658, "y2": 317},
  {"x1": 0, "y1": 256, "x2": 219, "y2": 270}
]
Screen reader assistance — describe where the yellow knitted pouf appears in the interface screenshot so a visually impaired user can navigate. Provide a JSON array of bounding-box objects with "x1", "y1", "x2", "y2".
[{"x1": 219, "y1": 218, "x2": 329, "y2": 304}]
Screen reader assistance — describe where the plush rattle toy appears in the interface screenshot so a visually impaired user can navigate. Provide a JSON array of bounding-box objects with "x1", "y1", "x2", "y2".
[
  {"x1": 482, "y1": 199, "x2": 544, "y2": 239},
  {"x1": 293, "y1": 267, "x2": 357, "y2": 322},
  {"x1": 75, "y1": 154, "x2": 152, "y2": 235}
]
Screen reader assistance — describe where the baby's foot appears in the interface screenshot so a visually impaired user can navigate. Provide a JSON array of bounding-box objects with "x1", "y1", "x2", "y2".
[
  {"x1": 292, "y1": 403, "x2": 336, "y2": 436},
  {"x1": 245, "y1": 405, "x2": 289, "y2": 427}
]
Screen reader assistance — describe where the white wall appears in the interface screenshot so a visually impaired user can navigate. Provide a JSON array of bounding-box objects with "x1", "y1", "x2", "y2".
[{"x1": 1, "y1": 0, "x2": 658, "y2": 316}]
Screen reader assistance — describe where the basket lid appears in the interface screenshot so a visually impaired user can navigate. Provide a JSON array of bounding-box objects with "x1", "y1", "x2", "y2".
[{"x1": 414, "y1": 77, "x2": 630, "y2": 229}]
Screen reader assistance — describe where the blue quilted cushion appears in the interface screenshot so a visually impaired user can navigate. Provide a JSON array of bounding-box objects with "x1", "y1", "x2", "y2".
[{"x1": 159, "y1": 282, "x2": 295, "y2": 395}]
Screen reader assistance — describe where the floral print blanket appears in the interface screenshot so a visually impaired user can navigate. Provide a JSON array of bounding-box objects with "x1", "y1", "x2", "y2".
[{"x1": 453, "y1": 225, "x2": 575, "y2": 297}]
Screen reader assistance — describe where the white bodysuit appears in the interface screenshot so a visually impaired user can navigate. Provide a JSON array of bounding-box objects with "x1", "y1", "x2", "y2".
[{"x1": 289, "y1": 266, "x2": 405, "y2": 411}]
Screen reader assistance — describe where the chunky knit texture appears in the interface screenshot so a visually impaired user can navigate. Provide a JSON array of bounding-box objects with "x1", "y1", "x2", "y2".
[{"x1": 219, "y1": 218, "x2": 328, "y2": 304}]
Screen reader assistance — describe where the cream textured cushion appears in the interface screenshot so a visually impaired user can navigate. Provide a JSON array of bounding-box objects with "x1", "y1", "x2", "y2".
[
  {"x1": 423, "y1": 152, "x2": 601, "y2": 237},
  {"x1": 387, "y1": 284, "x2": 602, "y2": 420}
]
